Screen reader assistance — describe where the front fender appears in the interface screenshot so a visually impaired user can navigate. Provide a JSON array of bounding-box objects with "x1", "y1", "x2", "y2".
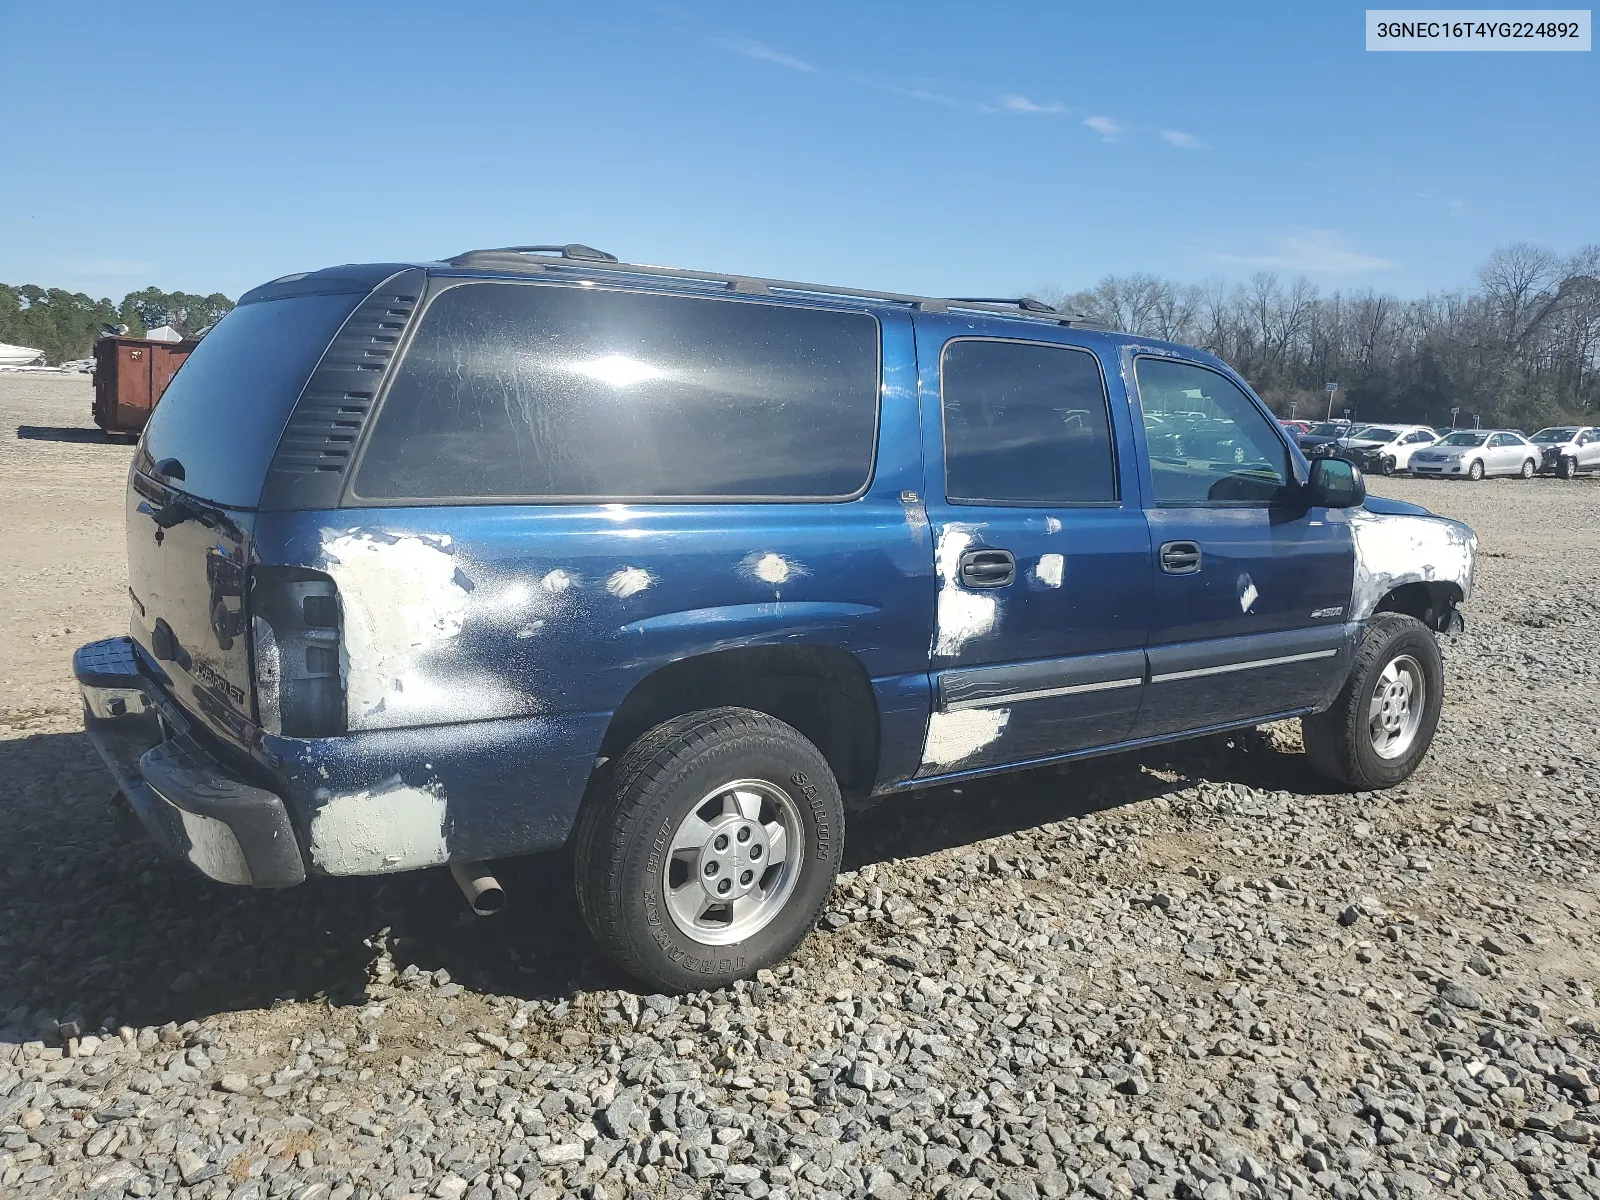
[{"x1": 1347, "y1": 509, "x2": 1476, "y2": 622}]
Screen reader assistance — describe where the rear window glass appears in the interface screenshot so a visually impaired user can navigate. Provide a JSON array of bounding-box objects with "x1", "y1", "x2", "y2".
[
  {"x1": 353, "y1": 283, "x2": 881, "y2": 501},
  {"x1": 138, "y1": 293, "x2": 363, "y2": 508},
  {"x1": 941, "y1": 339, "x2": 1117, "y2": 505}
]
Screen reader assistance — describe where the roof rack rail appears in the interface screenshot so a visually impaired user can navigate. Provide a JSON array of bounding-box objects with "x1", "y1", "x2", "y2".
[
  {"x1": 438, "y1": 246, "x2": 1110, "y2": 329},
  {"x1": 447, "y1": 244, "x2": 619, "y2": 268},
  {"x1": 949, "y1": 296, "x2": 1057, "y2": 314}
]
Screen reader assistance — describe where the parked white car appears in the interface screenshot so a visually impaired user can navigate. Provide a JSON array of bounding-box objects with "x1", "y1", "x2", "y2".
[
  {"x1": 1337, "y1": 424, "x2": 1442, "y2": 475},
  {"x1": 1410, "y1": 430, "x2": 1540, "y2": 480},
  {"x1": 1530, "y1": 426, "x2": 1600, "y2": 478}
]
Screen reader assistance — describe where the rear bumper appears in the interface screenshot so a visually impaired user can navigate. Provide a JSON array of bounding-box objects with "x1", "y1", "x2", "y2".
[
  {"x1": 75, "y1": 636, "x2": 605, "y2": 884},
  {"x1": 75, "y1": 637, "x2": 306, "y2": 887}
]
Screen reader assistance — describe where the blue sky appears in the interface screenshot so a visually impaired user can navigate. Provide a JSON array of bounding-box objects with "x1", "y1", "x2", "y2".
[{"x1": 4, "y1": 1, "x2": 1595, "y2": 303}]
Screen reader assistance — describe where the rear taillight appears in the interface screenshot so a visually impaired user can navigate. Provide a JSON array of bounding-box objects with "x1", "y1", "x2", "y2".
[{"x1": 249, "y1": 566, "x2": 346, "y2": 737}]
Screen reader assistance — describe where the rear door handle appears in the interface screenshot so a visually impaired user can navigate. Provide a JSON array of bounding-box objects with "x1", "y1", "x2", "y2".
[
  {"x1": 1159, "y1": 540, "x2": 1202, "y2": 574},
  {"x1": 959, "y1": 549, "x2": 1016, "y2": 589}
]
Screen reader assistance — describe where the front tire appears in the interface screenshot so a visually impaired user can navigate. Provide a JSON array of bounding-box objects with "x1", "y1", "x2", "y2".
[
  {"x1": 1559, "y1": 455, "x2": 1578, "y2": 479},
  {"x1": 573, "y1": 707, "x2": 844, "y2": 992},
  {"x1": 1519, "y1": 458, "x2": 1536, "y2": 479},
  {"x1": 1302, "y1": 614, "x2": 1444, "y2": 790},
  {"x1": 1467, "y1": 459, "x2": 1485, "y2": 481},
  {"x1": 1378, "y1": 455, "x2": 1395, "y2": 476}
]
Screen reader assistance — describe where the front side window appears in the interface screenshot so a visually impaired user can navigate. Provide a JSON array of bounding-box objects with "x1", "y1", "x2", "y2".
[
  {"x1": 1134, "y1": 358, "x2": 1290, "y2": 504},
  {"x1": 940, "y1": 339, "x2": 1117, "y2": 505},
  {"x1": 354, "y1": 283, "x2": 881, "y2": 501}
]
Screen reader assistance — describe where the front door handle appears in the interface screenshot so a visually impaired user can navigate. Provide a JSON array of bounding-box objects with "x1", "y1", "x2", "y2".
[
  {"x1": 1159, "y1": 540, "x2": 1202, "y2": 574},
  {"x1": 959, "y1": 549, "x2": 1016, "y2": 589}
]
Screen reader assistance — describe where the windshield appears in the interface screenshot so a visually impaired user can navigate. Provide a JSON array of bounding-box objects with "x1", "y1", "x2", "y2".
[
  {"x1": 1531, "y1": 427, "x2": 1578, "y2": 443},
  {"x1": 1357, "y1": 427, "x2": 1399, "y2": 442},
  {"x1": 1307, "y1": 422, "x2": 1344, "y2": 435},
  {"x1": 1438, "y1": 432, "x2": 1488, "y2": 447}
]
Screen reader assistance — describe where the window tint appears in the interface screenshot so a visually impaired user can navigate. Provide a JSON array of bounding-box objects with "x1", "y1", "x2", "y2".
[
  {"x1": 138, "y1": 293, "x2": 365, "y2": 508},
  {"x1": 940, "y1": 340, "x2": 1116, "y2": 505},
  {"x1": 1135, "y1": 358, "x2": 1290, "y2": 504},
  {"x1": 354, "y1": 283, "x2": 880, "y2": 501}
]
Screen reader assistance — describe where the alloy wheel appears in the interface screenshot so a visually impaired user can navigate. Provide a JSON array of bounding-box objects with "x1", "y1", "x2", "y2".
[
  {"x1": 661, "y1": 778, "x2": 804, "y2": 946},
  {"x1": 1369, "y1": 654, "x2": 1425, "y2": 760}
]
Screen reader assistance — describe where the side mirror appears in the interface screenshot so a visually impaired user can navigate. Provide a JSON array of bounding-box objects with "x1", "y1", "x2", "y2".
[{"x1": 1307, "y1": 456, "x2": 1365, "y2": 508}]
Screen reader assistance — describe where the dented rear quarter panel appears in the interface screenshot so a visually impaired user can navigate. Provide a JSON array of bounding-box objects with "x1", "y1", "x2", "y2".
[{"x1": 247, "y1": 308, "x2": 936, "y2": 872}]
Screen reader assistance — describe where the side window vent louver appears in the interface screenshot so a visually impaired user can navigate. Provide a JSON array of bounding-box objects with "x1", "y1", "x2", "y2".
[{"x1": 260, "y1": 271, "x2": 424, "y2": 509}]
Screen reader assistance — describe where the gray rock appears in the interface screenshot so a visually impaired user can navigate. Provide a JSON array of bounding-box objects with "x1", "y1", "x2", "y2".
[{"x1": 1438, "y1": 981, "x2": 1484, "y2": 1009}]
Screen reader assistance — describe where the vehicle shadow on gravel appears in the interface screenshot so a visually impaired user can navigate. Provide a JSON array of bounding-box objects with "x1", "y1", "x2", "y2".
[
  {"x1": 0, "y1": 724, "x2": 1331, "y2": 1032},
  {"x1": 15, "y1": 424, "x2": 136, "y2": 445}
]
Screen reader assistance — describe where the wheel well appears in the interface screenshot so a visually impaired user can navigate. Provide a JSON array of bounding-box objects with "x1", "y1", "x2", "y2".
[
  {"x1": 597, "y1": 646, "x2": 881, "y2": 799},
  {"x1": 1373, "y1": 581, "x2": 1463, "y2": 631}
]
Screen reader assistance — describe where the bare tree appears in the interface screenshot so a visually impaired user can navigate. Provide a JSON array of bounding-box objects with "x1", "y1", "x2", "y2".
[{"x1": 1034, "y1": 242, "x2": 1600, "y2": 426}]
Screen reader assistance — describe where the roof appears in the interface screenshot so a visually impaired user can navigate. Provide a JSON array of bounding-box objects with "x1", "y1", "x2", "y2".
[
  {"x1": 241, "y1": 246, "x2": 1117, "y2": 334},
  {"x1": 436, "y1": 244, "x2": 1109, "y2": 330}
]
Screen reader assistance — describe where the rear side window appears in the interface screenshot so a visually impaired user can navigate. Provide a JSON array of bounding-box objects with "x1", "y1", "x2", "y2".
[
  {"x1": 138, "y1": 293, "x2": 364, "y2": 508},
  {"x1": 940, "y1": 339, "x2": 1117, "y2": 505},
  {"x1": 353, "y1": 283, "x2": 881, "y2": 501}
]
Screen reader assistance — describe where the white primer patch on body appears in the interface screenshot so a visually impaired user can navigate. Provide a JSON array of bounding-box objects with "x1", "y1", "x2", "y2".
[
  {"x1": 321, "y1": 531, "x2": 470, "y2": 724},
  {"x1": 1035, "y1": 553, "x2": 1065, "y2": 588},
  {"x1": 176, "y1": 809, "x2": 252, "y2": 885},
  {"x1": 606, "y1": 566, "x2": 654, "y2": 598},
  {"x1": 1238, "y1": 574, "x2": 1259, "y2": 613},
  {"x1": 934, "y1": 525, "x2": 998, "y2": 658},
  {"x1": 1348, "y1": 510, "x2": 1476, "y2": 620},
  {"x1": 541, "y1": 569, "x2": 575, "y2": 594},
  {"x1": 922, "y1": 708, "x2": 1011, "y2": 768},
  {"x1": 1044, "y1": 517, "x2": 1062, "y2": 534},
  {"x1": 742, "y1": 552, "x2": 806, "y2": 586},
  {"x1": 309, "y1": 778, "x2": 448, "y2": 876}
]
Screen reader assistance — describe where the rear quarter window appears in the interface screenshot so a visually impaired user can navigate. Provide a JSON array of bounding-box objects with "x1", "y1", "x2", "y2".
[
  {"x1": 137, "y1": 293, "x2": 365, "y2": 508},
  {"x1": 352, "y1": 282, "x2": 881, "y2": 502}
]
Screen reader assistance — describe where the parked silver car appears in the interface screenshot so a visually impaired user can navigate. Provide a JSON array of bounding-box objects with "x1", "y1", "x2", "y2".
[
  {"x1": 1410, "y1": 429, "x2": 1540, "y2": 480},
  {"x1": 1530, "y1": 426, "x2": 1600, "y2": 478}
]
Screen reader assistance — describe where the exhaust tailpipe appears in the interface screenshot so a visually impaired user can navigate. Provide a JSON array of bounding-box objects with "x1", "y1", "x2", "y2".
[{"x1": 450, "y1": 861, "x2": 506, "y2": 916}]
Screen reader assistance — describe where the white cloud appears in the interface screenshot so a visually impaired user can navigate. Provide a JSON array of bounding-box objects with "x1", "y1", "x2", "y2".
[
  {"x1": 1083, "y1": 115, "x2": 1123, "y2": 141},
  {"x1": 715, "y1": 37, "x2": 815, "y2": 73},
  {"x1": 1207, "y1": 230, "x2": 1397, "y2": 274},
  {"x1": 1160, "y1": 130, "x2": 1203, "y2": 150},
  {"x1": 882, "y1": 83, "x2": 964, "y2": 109},
  {"x1": 1001, "y1": 94, "x2": 1067, "y2": 115}
]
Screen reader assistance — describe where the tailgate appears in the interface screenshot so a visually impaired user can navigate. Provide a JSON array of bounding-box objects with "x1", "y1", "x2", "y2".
[{"x1": 127, "y1": 469, "x2": 257, "y2": 745}]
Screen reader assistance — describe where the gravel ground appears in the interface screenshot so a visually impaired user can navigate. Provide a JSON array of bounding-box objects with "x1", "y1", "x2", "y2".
[{"x1": 3, "y1": 374, "x2": 1600, "y2": 1200}]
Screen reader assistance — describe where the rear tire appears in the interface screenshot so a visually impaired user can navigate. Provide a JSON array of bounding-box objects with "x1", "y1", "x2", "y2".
[
  {"x1": 1302, "y1": 614, "x2": 1444, "y2": 790},
  {"x1": 1467, "y1": 459, "x2": 1484, "y2": 481},
  {"x1": 573, "y1": 707, "x2": 844, "y2": 992}
]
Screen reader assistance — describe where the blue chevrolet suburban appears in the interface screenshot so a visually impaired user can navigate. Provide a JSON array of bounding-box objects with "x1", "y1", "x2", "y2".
[{"x1": 74, "y1": 244, "x2": 1476, "y2": 991}]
